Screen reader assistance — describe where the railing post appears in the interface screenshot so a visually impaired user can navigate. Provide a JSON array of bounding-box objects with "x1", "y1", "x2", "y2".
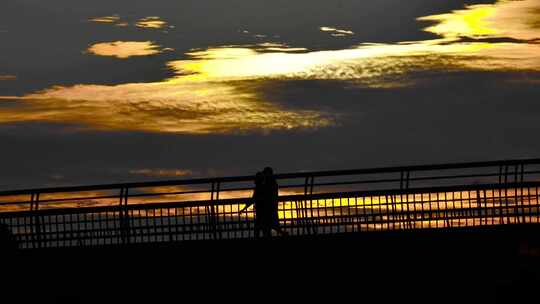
[
  {"x1": 214, "y1": 182, "x2": 221, "y2": 240},
  {"x1": 520, "y1": 164, "x2": 525, "y2": 224},
  {"x1": 302, "y1": 176, "x2": 315, "y2": 235},
  {"x1": 475, "y1": 190, "x2": 481, "y2": 226},
  {"x1": 29, "y1": 193, "x2": 35, "y2": 249},
  {"x1": 400, "y1": 171, "x2": 412, "y2": 229},
  {"x1": 308, "y1": 176, "x2": 316, "y2": 235},
  {"x1": 482, "y1": 189, "x2": 493, "y2": 225},
  {"x1": 207, "y1": 182, "x2": 219, "y2": 240},
  {"x1": 405, "y1": 171, "x2": 410, "y2": 189},
  {"x1": 537, "y1": 185, "x2": 540, "y2": 223},
  {"x1": 299, "y1": 177, "x2": 307, "y2": 235},
  {"x1": 504, "y1": 165, "x2": 509, "y2": 224},
  {"x1": 119, "y1": 188, "x2": 130, "y2": 245},
  {"x1": 444, "y1": 191, "x2": 451, "y2": 228},
  {"x1": 387, "y1": 194, "x2": 396, "y2": 230},
  {"x1": 498, "y1": 166, "x2": 503, "y2": 224},
  {"x1": 30, "y1": 192, "x2": 42, "y2": 249},
  {"x1": 513, "y1": 165, "x2": 521, "y2": 224}
]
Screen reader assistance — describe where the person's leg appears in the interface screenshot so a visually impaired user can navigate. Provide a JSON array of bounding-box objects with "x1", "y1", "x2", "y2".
[
  {"x1": 273, "y1": 227, "x2": 288, "y2": 237},
  {"x1": 262, "y1": 225, "x2": 272, "y2": 239}
]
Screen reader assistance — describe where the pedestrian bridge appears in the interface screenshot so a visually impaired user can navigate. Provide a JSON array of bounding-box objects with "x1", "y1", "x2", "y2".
[{"x1": 2, "y1": 158, "x2": 540, "y2": 249}]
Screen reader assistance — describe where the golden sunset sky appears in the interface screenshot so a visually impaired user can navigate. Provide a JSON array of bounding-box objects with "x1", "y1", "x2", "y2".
[{"x1": 0, "y1": 0, "x2": 539, "y2": 190}]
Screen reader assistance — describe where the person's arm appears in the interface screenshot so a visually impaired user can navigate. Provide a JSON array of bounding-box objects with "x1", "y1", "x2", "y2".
[
  {"x1": 240, "y1": 189, "x2": 257, "y2": 212},
  {"x1": 240, "y1": 201, "x2": 254, "y2": 212}
]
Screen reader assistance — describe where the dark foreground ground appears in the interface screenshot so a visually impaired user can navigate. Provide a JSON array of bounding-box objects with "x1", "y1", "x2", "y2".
[{"x1": 3, "y1": 225, "x2": 540, "y2": 303}]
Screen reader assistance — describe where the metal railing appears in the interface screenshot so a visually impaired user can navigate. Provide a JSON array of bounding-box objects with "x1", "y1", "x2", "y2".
[{"x1": 1, "y1": 158, "x2": 540, "y2": 249}]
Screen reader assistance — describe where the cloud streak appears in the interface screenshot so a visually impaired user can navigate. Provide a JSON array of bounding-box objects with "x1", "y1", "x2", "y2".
[
  {"x1": 320, "y1": 26, "x2": 355, "y2": 37},
  {"x1": 0, "y1": 75, "x2": 16, "y2": 81},
  {"x1": 129, "y1": 169, "x2": 193, "y2": 178},
  {"x1": 88, "y1": 15, "x2": 120, "y2": 24}
]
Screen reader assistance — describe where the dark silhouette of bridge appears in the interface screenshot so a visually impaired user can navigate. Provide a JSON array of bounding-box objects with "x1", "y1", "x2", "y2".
[{"x1": 2, "y1": 158, "x2": 540, "y2": 249}]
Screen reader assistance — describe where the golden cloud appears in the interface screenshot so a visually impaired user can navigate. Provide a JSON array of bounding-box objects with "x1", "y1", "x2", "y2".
[
  {"x1": 86, "y1": 41, "x2": 164, "y2": 58},
  {"x1": 135, "y1": 17, "x2": 167, "y2": 29},
  {"x1": 1, "y1": 0, "x2": 540, "y2": 135}
]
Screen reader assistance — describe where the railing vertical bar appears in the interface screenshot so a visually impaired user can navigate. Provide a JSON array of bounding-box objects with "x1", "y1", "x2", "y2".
[
  {"x1": 444, "y1": 191, "x2": 449, "y2": 228},
  {"x1": 302, "y1": 177, "x2": 308, "y2": 235},
  {"x1": 504, "y1": 166, "x2": 509, "y2": 224},
  {"x1": 309, "y1": 176, "x2": 316, "y2": 235},
  {"x1": 428, "y1": 193, "x2": 432, "y2": 229},
  {"x1": 215, "y1": 182, "x2": 221, "y2": 240},
  {"x1": 514, "y1": 165, "x2": 520, "y2": 224},
  {"x1": 33, "y1": 192, "x2": 43, "y2": 249},
  {"x1": 482, "y1": 189, "x2": 489, "y2": 226},
  {"x1": 520, "y1": 164, "x2": 525, "y2": 224},
  {"x1": 537, "y1": 186, "x2": 540, "y2": 223}
]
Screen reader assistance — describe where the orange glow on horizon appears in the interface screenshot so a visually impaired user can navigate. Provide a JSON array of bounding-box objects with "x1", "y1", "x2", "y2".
[{"x1": 0, "y1": 75, "x2": 17, "y2": 81}]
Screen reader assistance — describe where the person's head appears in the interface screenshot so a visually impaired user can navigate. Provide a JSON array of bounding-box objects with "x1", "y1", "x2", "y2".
[{"x1": 262, "y1": 167, "x2": 274, "y2": 176}]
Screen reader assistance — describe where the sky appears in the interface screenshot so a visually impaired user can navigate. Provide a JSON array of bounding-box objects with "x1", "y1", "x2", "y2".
[{"x1": 1, "y1": 0, "x2": 540, "y2": 190}]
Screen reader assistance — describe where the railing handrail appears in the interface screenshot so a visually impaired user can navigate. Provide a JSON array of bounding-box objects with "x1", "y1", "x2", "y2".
[
  {"x1": 1, "y1": 157, "x2": 539, "y2": 197},
  {"x1": 1, "y1": 180, "x2": 537, "y2": 218}
]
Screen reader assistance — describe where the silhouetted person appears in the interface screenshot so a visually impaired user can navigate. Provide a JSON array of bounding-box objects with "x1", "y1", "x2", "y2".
[{"x1": 241, "y1": 168, "x2": 288, "y2": 238}]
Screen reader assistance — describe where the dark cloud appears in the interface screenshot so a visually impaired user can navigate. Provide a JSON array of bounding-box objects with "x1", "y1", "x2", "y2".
[{"x1": 1, "y1": 70, "x2": 540, "y2": 190}]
